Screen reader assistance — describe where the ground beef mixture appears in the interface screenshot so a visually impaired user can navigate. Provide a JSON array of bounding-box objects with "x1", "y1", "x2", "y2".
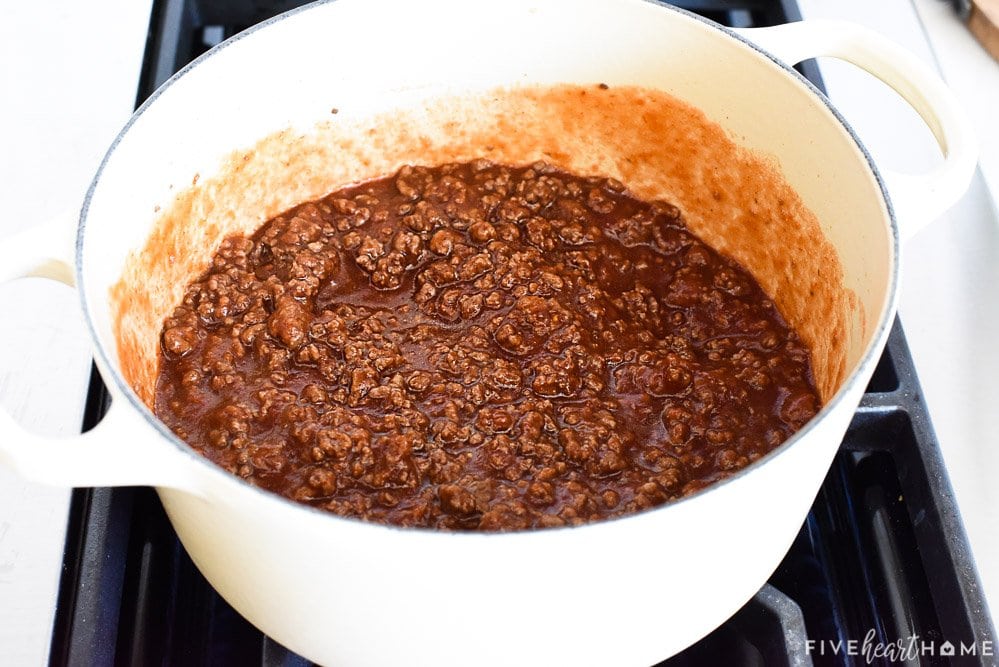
[{"x1": 154, "y1": 160, "x2": 820, "y2": 531}]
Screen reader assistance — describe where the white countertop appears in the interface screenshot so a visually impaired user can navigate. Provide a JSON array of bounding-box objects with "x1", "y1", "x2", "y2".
[
  {"x1": 1, "y1": 2, "x2": 153, "y2": 664},
  {"x1": 0, "y1": 1, "x2": 996, "y2": 663}
]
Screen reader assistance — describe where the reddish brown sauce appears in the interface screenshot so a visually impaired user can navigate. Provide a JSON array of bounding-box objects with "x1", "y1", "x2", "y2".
[{"x1": 154, "y1": 161, "x2": 820, "y2": 530}]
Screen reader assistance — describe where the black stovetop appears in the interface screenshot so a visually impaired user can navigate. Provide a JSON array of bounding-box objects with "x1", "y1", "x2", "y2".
[{"x1": 47, "y1": 2, "x2": 997, "y2": 666}]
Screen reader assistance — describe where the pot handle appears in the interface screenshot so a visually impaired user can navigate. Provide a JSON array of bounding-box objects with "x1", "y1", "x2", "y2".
[
  {"x1": 733, "y1": 20, "x2": 978, "y2": 241},
  {"x1": 0, "y1": 215, "x2": 201, "y2": 492}
]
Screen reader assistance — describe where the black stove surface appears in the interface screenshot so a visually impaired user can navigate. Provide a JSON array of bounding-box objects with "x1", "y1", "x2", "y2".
[{"x1": 49, "y1": 2, "x2": 997, "y2": 666}]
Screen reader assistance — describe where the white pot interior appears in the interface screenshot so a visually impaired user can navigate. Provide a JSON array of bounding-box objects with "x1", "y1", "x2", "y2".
[{"x1": 84, "y1": 0, "x2": 893, "y2": 416}]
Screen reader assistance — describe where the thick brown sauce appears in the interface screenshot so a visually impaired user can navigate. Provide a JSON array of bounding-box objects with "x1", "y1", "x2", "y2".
[{"x1": 154, "y1": 161, "x2": 819, "y2": 530}]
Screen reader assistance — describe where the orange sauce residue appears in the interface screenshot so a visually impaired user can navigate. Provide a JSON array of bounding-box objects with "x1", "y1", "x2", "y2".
[{"x1": 111, "y1": 84, "x2": 850, "y2": 406}]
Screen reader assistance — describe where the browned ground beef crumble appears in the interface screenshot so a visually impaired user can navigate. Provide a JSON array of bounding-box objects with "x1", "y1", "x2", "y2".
[{"x1": 154, "y1": 160, "x2": 820, "y2": 531}]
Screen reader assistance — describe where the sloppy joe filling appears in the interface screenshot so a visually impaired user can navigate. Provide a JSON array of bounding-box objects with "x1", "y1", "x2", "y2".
[{"x1": 154, "y1": 160, "x2": 820, "y2": 530}]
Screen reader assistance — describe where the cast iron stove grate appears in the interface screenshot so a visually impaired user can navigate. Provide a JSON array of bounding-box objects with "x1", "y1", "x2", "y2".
[{"x1": 48, "y1": 2, "x2": 997, "y2": 666}]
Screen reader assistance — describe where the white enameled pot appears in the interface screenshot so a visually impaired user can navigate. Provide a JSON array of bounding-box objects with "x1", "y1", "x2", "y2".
[{"x1": 0, "y1": 1, "x2": 977, "y2": 665}]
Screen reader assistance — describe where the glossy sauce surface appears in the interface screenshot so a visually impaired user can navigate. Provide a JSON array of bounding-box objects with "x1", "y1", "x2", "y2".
[{"x1": 154, "y1": 161, "x2": 819, "y2": 530}]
